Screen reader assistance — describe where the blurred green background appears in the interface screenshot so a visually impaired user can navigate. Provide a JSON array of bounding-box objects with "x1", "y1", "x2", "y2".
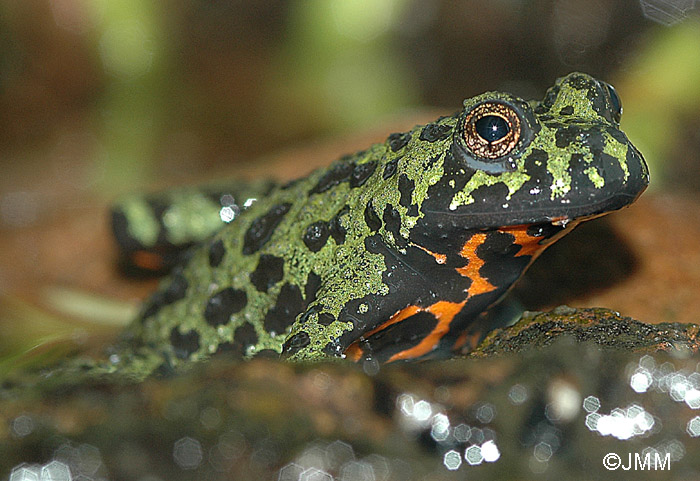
[{"x1": 1, "y1": 0, "x2": 700, "y2": 207}]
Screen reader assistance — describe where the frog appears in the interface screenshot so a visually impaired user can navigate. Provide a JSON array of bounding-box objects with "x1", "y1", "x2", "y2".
[{"x1": 109, "y1": 72, "x2": 648, "y2": 373}]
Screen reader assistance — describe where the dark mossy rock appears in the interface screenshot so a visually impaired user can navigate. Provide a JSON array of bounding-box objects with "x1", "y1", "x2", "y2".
[
  {"x1": 471, "y1": 306, "x2": 700, "y2": 357},
  {"x1": 3, "y1": 308, "x2": 700, "y2": 480}
]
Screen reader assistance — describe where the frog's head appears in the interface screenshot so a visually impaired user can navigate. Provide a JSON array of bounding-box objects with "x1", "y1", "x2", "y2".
[{"x1": 418, "y1": 72, "x2": 648, "y2": 230}]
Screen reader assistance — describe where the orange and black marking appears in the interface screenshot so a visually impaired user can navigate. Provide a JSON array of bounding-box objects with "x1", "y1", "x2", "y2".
[
  {"x1": 455, "y1": 232, "x2": 497, "y2": 297},
  {"x1": 341, "y1": 222, "x2": 567, "y2": 363}
]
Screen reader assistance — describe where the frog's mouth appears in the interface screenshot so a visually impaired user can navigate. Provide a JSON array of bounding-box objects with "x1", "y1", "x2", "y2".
[{"x1": 425, "y1": 188, "x2": 646, "y2": 231}]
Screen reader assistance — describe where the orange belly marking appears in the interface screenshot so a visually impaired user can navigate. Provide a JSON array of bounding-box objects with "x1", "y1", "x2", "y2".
[
  {"x1": 455, "y1": 233, "x2": 497, "y2": 297},
  {"x1": 498, "y1": 224, "x2": 546, "y2": 257},
  {"x1": 344, "y1": 300, "x2": 467, "y2": 362}
]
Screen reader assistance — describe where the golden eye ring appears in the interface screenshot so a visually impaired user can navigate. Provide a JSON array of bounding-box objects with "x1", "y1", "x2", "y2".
[{"x1": 462, "y1": 102, "x2": 521, "y2": 159}]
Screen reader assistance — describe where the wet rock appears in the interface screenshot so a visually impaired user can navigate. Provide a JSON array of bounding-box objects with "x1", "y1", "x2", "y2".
[
  {"x1": 3, "y1": 313, "x2": 700, "y2": 480},
  {"x1": 471, "y1": 306, "x2": 700, "y2": 357}
]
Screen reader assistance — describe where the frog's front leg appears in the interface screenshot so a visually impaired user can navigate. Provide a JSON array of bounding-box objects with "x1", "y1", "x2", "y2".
[
  {"x1": 281, "y1": 296, "x2": 472, "y2": 363},
  {"x1": 279, "y1": 232, "x2": 490, "y2": 363},
  {"x1": 280, "y1": 225, "x2": 550, "y2": 363}
]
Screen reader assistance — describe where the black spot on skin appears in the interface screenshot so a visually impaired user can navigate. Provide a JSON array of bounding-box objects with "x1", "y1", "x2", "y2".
[
  {"x1": 139, "y1": 297, "x2": 162, "y2": 321},
  {"x1": 139, "y1": 289, "x2": 171, "y2": 321},
  {"x1": 111, "y1": 209, "x2": 145, "y2": 251},
  {"x1": 232, "y1": 323, "x2": 258, "y2": 356},
  {"x1": 329, "y1": 206, "x2": 348, "y2": 245},
  {"x1": 304, "y1": 271, "x2": 322, "y2": 305},
  {"x1": 164, "y1": 273, "x2": 189, "y2": 304},
  {"x1": 170, "y1": 328, "x2": 200, "y2": 360},
  {"x1": 559, "y1": 105, "x2": 574, "y2": 116},
  {"x1": 204, "y1": 287, "x2": 248, "y2": 326},
  {"x1": 383, "y1": 158, "x2": 399, "y2": 180},
  {"x1": 264, "y1": 283, "x2": 305, "y2": 335},
  {"x1": 219, "y1": 323, "x2": 260, "y2": 357},
  {"x1": 398, "y1": 174, "x2": 417, "y2": 216},
  {"x1": 467, "y1": 182, "x2": 511, "y2": 214},
  {"x1": 282, "y1": 331, "x2": 310, "y2": 357},
  {"x1": 523, "y1": 149, "x2": 549, "y2": 182},
  {"x1": 397, "y1": 174, "x2": 414, "y2": 207},
  {"x1": 242, "y1": 203, "x2": 292, "y2": 255},
  {"x1": 568, "y1": 152, "x2": 589, "y2": 183},
  {"x1": 364, "y1": 202, "x2": 382, "y2": 232},
  {"x1": 382, "y1": 204, "x2": 405, "y2": 247},
  {"x1": 418, "y1": 151, "x2": 473, "y2": 219},
  {"x1": 477, "y1": 231, "x2": 530, "y2": 290},
  {"x1": 298, "y1": 305, "x2": 320, "y2": 325},
  {"x1": 419, "y1": 123, "x2": 452, "y2": 142},
  {"x1": 388, "y1": 132, "x2": 411, "y2": 152},
  {"x1": 555, "y1": 125, "x2": 581, "y2": 148},
  {"x1": 318, "y1": 312, "x2": 335, "y2": 326},
  {"x1": 408, "y1": 216, "x2": 468, "y2": 262},
  {"x1": 350, "y1": 161, "x2": 377, "y2": 188},
  {"x1": 526, "y1": 148, "x2": 549, "y2": 165},
  {"x1": 303, "y1": 221, "x2": 330, "y2": 252},
  {"x1": 364, "y1": 235, "x2": 382, "y2": 254},
  {"x1": 250, "y1": 254, "x2": 285, "y2": 292},
  {"x1": 208, "y1": 239, "x2": 225, "y2": 267},
  {"x1": 309, "y1": 162, "x2": 354, "y2": 195},
  {"x1": 139, "y1": 272, "x2": 188, "y2": 320},
  {"x1": 568, "y1": 74, "x2": 592, "y2": 91}
]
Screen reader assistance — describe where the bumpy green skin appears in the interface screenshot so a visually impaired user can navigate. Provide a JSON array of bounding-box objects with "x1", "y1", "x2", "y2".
[{"x1": 115, "y1": 73, "x2": 647, "y2": 371}]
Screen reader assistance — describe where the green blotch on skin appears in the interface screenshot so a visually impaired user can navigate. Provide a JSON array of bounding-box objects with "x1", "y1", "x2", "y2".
[
  {"x1": 287, "y1": 317, "x2": 355, "y2": 362},
  {"x1": 550, "y1": 83, "x2": 600, "y2": 121},
  {"x1": 162, "y1": 194, "x2": 224, "y2": 245},
  {"x1": 449, "y1": 169, "x2": 530, "y2": 209},
  {"x1": 530, "y1": 126, "x2": 601, "y2": 200},
  {"x1": 547, "y1": 152, "x2": 572, "y2": 199},
  {"x1": 584, "y1": 166, "x2": 605, "y2": 188},
  {"x1": 394, "y1": 121, "x2": 453, "y2": 237},
  {"x1": 603, "y1": 132, "x2": 629, "y2": 181},
  {"x1": 119, "y1": 198, "x2": 160, "y2": 246}
]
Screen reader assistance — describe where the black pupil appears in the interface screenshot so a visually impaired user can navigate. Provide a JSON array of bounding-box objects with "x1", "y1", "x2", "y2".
[{"x1": 475, "y1": 115, "x2": 509, "y2": 143}]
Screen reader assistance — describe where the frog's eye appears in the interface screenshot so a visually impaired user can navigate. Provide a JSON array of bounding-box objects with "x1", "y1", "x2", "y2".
[
  {"x1": 462, "y1": 102, "x2": 521, "y2": 159},
  {"x1": 601, "y1": 82, "x2": 622, "y2": 124}
]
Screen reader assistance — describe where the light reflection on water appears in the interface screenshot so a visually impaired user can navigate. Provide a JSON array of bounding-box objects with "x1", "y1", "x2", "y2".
[
  {"x1": 387, "y1": 353, "x2": 700, "y2": 475},
  {"x1": 9, "y1": 353, "x2": 700, "y2": 479},
  {"x1": 277, "y1": 440, "x2": 391, "y2": 481}
]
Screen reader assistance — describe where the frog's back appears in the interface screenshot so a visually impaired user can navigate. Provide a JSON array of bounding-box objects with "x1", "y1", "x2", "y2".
[{"x1": 127, "y1": 137, "x2": 409, "y2": 361}]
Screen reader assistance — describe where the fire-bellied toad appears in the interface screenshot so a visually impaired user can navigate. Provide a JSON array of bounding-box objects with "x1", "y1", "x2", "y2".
[{"x1": 110, "y1": 72, "x2": 648, "y2": 372}]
